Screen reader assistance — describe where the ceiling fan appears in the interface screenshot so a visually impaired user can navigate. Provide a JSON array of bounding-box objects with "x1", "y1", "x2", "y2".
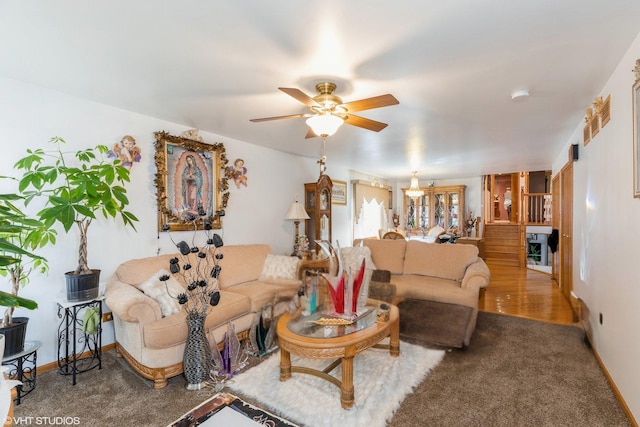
[{"x1": 250, "y1": 82, "x2": 399, "y2": 138}]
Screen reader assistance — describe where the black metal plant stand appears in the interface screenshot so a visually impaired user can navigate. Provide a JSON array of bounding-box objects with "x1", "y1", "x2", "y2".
[
  {"x1": 57, "y1": 297, "x2": 103, "y2": 385},
  {"x1": 2, "y1": 340, "x2": 42, "y2": 404}
]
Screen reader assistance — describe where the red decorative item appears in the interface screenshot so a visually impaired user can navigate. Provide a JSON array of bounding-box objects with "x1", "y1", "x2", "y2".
[
  {"x1": 326, "y1": 274, "x2": 345, "y2": 313},
  {"x1": 351, "y1": 259, "x2": 366, "y2": 312}
]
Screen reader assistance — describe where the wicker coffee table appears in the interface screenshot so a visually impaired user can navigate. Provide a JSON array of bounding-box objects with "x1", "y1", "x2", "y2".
[{"x1": 276, "y1": 303, "x2": 400, "y2": 409}]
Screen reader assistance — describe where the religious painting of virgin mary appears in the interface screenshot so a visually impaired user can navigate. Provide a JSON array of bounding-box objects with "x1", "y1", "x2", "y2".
[
  {"x1": 174, "y1": 151, "x2": 210, "y2": 217},
  {"x1": 154, "y1": 132, "x2": 229, "y2": 230}
]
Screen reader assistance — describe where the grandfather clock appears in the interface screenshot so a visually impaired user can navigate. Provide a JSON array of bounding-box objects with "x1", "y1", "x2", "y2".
[{"x1": 304, "y1": 174, "x2": 333, "y2": 250}]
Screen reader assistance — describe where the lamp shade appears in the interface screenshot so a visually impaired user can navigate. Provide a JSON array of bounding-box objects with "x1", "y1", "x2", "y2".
[
  {"x1": 406, "y1": 171, "x2": 424, "y2": 198},
  {"x1": 285, "y1": 200, "x2": 310, "y2": 221},
  {"x1": 306, "y1": 112, "x2": 344, "y2": 137}
]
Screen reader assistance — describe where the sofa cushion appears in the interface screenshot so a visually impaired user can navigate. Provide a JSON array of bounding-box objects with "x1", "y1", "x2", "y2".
[
  {"x1": 403, "y1": 240, "x2": 478, "y2": 281},
  {"x1": 362, "y1": 239, "x2": 407, "y2": 275},
  {"x1": 226, "y1": 280, "x2": 300, "y2": 312},
  {"x1": 217, "y1": 245, "x2": 273, "y2": 288},
  {"x1": 341, "y1": 246, "x2": 377, "y2": 272},
  {"x1": 258, "y1": 254, "x2": 300, "y2": 280},
  {"x1": 392, "y1": 274, "x2": 479, "y2": 308},
  {"x1": 137, "y1": 269, "x2": 183, "y2": 317},
  {"x1": 143, "y1": 290, "x2": 251, "y2": 349}
]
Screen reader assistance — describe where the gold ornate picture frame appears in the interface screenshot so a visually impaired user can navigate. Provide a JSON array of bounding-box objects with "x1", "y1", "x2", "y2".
[{"x1": 154, "y1": 131, "x2": 229, "y2": 230}]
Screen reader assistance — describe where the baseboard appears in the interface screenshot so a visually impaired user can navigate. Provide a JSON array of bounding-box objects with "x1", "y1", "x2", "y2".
[
  {"x1": 37, "y1": 343, "x2": 116, "y2": 374},
  {"x1": 577, "y1": 298, "x2": 636, "y2": 425},
  {"x1": 587, "y1": 338, "x2": 638, "y2": 426}
]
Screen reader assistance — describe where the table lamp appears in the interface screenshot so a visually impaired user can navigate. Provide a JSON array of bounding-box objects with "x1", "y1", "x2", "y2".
[{"x1": 284, "y1": 197, "x2": 310, "y2": 254}]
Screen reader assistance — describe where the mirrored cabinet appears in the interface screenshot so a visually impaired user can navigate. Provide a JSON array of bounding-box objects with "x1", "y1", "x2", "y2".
[{"x1": 404, "y1": 185, "x2": 465, "y2": 231}]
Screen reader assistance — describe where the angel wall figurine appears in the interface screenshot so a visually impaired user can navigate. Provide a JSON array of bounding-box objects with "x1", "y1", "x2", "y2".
[
  {"x1": 109, "y1": 135, "x2": 141, "y2": 170},
  {"x1": 226, "y1": 158, "x2": 248, "y2": 188}
]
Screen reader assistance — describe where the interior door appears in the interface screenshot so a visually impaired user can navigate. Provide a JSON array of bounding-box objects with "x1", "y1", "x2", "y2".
[
  {"x1": 551, "y1": 174, "x2": 560, "y2": 281},
  {"x1": 560, "y1": 162, "x2": 573, "y2": 304}
]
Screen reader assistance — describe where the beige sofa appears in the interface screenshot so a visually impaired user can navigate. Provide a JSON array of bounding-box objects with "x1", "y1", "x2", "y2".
[
  {"x1": 359, "y1": 239, "x2": 490, "y2": 347},
  {"x1": 104, "y1": 244, "x2": 301, "y2": 389}
]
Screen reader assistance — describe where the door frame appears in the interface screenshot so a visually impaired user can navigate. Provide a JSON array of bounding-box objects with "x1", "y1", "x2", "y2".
[{"x1": 558, "y1": 160, "x2": 577, "y2": 320}]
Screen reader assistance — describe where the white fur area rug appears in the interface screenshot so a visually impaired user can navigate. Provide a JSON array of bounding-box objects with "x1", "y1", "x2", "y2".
[{"x1": 228, "y1": 341, "x2": 445, "y2": 427}]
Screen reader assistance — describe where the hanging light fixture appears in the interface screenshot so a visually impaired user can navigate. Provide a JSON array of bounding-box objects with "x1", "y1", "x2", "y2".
[
  {"x1": 406, "y1": 171, "x2": 424, "y2": 199},
  {"x1": 306, "y1": 112, "x2": 344, "y2": 137}
]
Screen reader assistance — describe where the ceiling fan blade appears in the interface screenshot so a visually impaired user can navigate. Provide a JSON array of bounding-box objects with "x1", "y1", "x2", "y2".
[
  {"x1": 279, "y1": 87, "x2": 320, "y2": 107},
  {"x1": 304, "y1": 128, "x2": 318, "y2": 139},
  {"x1": 249, "y1": 113, "x2": 307, "y2": 122},
  {"x1": 342, "y1": 94, "x2": 399, "y2": 112},
  {"x1": 344, "y1": 114, "x2": 389, "y2": 132}
]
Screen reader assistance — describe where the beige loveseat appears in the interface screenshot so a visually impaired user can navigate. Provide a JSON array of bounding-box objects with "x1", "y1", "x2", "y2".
[
  {"x1": 105, "y1": 244, "x2": 301, "y2": 389},
  {"x1": 358, "y1": 239, "x2": 490, "y2": 347}
]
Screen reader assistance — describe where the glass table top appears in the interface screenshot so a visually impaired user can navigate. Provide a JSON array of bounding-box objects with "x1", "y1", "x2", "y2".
[
  {"x1": 2, "y1": 340, "x2": 42, "y2": 362},
  {"x1": 286, "y1": 307, "x2": 377, "y2": 339}
]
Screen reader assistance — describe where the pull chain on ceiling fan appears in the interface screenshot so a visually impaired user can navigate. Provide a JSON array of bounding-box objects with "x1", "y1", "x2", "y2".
[{"x1": 250, "y1": 82, "x2": 399, "y2": 138}]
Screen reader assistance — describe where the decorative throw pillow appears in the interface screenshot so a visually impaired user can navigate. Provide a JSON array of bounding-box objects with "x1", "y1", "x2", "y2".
[
  {"x1": 259, "y1": 255, "x2": 300, "y2": 281},
  {"x1": 341, "y1": 246, "x2": 377, "y2": 272},
  {"x1": 138, "y1": 269, "x2": 183, "y2": 317}
]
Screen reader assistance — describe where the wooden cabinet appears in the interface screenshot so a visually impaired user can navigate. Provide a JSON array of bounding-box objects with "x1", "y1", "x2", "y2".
[
  {"x1": 404, "y1": 185, "x2": 465, "y2": 232},
  {"x1": 304, "y1": 174, "x2": 333, "y2": 249},
  {"x1": 456, "y1": 237, "x2": 486, "y2": 259}
]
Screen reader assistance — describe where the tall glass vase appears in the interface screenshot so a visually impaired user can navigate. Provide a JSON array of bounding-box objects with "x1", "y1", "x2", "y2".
[{"x1": 183, "y1": 312, "x2": 212, "y2": 390}]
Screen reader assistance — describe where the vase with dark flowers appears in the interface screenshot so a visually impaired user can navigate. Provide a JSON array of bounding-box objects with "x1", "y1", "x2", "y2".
[
  {"x1": 464, "y1": 211, "x2": 477, "y2": 238},
  {"x1": 160, "y1": 219, "x2": 223, "y2": 390}
]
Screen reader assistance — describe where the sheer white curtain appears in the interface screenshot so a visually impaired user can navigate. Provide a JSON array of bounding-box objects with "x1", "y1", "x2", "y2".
[{"x1": 353, "y1": 197, "x2": 388, "y2": 239}]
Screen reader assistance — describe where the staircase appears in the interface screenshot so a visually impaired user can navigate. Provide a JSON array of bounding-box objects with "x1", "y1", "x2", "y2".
[{"x1": 483, "y1": 223, "x2": 521, "y2": 266}]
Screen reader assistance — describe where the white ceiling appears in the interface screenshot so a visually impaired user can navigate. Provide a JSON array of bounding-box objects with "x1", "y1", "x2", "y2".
[{"x1": 1, "y1": 1, "x2": 639, "y2": 181}]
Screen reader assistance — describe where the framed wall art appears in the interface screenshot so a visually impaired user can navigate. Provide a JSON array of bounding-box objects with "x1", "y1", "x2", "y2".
[
  {"x1": 590, "y1": 111, "x2": 600, "y2": 138},
  {"x1": 583, "y1": 122, "x2": 591, "y2": 146},
  {"x1": 154, "y1": 131, "x2": 229, "y2": 230},
  {"x1": 584, "y1": 108, "x2": 593, "y2": 146},
  {"x1": 594, "y1": 95, "x2": 611, "y2": 128},
  {"x1": 331, "y1": 180, "x2": 347, "y2": 205}
]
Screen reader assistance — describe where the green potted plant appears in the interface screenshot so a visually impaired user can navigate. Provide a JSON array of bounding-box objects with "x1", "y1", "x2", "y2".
[
  {"x1": 13, "y1": 137, "x2": 139, "y2": 301},
  {"x1": 0, "y1": 190, "x2": 55, "y2": 356}
]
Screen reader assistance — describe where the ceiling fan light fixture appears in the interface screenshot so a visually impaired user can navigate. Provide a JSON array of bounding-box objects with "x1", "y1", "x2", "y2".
[
  {"x1": 306, "y1": 112, "x2": 344, "y2": 137},
  {"x1": 406, "y1": 171, "x2": 424, "y2": 198}
]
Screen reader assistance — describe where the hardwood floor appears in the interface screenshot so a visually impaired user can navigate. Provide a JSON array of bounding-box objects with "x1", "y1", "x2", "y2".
[{"x1": 479, "y1": 261, "x2": 577, "y2": 326}]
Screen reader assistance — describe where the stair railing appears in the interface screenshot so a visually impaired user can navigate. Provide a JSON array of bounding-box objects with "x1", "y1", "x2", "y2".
[{"x1": 522, "y1": 193, "x2": 552, "y2": 225}]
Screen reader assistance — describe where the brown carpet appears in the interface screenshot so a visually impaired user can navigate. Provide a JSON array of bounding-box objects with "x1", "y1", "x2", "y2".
[
  {"x1": 13, "y1": 312, "x2": 631, "y2": 426},
  {"x1": 390, "y1": 312, "x2": 631, "y2": 427}
]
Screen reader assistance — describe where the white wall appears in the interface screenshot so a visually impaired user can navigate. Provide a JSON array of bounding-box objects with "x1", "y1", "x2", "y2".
[
  {"x1": 551, "y1": 31, "x2": 640, "y2": 421},
  {"x1": 0, "y1": 76, "x2": 341, "y2": 366}
]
